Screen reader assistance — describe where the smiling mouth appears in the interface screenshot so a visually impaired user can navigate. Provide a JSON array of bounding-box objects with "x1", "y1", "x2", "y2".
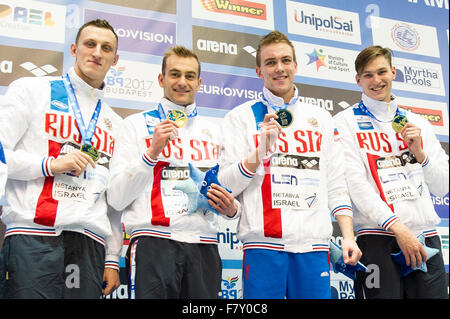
[
  {"x1": 371, "y1": 85, "x2": 386, "y2": 92},
  {"x1": 174, "y1": 88, "x2": 190, "y2": 93},
  {"x1": 273, "y1": 75, "x2": 288, "y2": 81}
]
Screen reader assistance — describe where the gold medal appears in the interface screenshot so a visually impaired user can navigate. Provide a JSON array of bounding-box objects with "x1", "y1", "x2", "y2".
[
  {"x1": 275, "y1": 109, "x2": 293, "y2": 128},
  {"x1": 167, "y1": 109, "x2": 187, "y2": 128},
  {"x1": 392, "y1": 114, "x2": 408, "y2": 133},
  {"x1": 81, "y1": 144, "x2": 99, "y2": 162}
]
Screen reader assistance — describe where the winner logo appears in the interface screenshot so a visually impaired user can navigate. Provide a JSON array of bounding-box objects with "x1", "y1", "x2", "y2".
[{"x1": 201, "y1": 0, "x2": 267, "y2": 20}]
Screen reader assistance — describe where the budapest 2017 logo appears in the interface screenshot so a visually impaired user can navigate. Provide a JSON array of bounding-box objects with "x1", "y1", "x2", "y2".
[
  {"x1": 200, "y1": 0, "x2": 267, "y2": 20},
  {"x1": 221, "y1": 276, "x2": 240, "y2": 299}
]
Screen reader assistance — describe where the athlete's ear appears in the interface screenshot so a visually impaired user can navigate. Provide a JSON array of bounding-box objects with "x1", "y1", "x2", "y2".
[
  {"x1": 391, "y1": 66, "x2": 396, "y2": 80},
  {"x1": 355, "y1": 74, "x2": 361, "y2": 87},
  {"x1": 112, "y1": 54, "x2": 119, "y2": 66},
  {"x1": 158, "y1": 73, "x2": 164, "y2": 88},
  {"x1": 256, "y1": 66, "x2": 262, "y2": 79},
  {"x1": 70, "y1": 43, "x2": 77, "y2": 58}
]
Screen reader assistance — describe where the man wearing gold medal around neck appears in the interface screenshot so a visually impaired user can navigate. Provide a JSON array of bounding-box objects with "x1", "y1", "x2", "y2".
[
  {"x1": 0, "y1": 19, "x2": 122, "y2": 298},
  {"x1": 334, "y1": 46, "x2": 448, "y2": 299},
  {"x1": 108, "y1": 46, "x2": 239, "y2": 299}
]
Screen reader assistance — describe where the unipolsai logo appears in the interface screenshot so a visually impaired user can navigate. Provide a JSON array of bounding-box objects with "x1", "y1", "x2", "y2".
[{"x1": 217, "y1": 227, "x2": 241, "y2": 250}]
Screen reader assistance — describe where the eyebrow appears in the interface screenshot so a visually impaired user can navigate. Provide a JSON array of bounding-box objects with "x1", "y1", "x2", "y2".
[
  {"x1": 168, "y1": 68, "x2": 197, "y2": 76},
  {"x1": 83, "y1": 38, "x2": 114, "y2": 46},
  {"x1": 361, "y1": 67, "x2": 388, "y2": 74},
  {"x1": 264, "y1": 55, "x2": 292, "y2": 62}
]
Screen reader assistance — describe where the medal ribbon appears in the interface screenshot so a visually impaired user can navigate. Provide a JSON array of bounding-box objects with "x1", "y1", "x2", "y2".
[
  {"x1": 357, "y1": 100, "x2": 406, "y2": 123},
  {"x1": 261, "y1": 86, "x2": 299, "y2": 113},
  {"x1": 261, "y1": 94, "x2": 299, "y2": 112},
  {"x1": 62, "y1": 74, "x2": 101, "y2": 146}
]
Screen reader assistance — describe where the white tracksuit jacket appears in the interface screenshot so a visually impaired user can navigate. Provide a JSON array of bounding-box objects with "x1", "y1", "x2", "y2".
[
  {"x1": 218, "y1": 87, "x2": 353, "y2": 253},
  {"x1": 107, "y1": 98, "x2": 238, "y2": 244},
  {"x1": 0, "y1": 67, "x2": 123, "y2": 269},
  {"x1": 333, "y1": 93, "x2": 448, "y2": 238}
]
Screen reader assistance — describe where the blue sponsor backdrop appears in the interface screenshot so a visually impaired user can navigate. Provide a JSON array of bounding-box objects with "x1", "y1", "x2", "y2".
[{"x1": 0, "y1": 0, "x2": 448, "y2": 299}]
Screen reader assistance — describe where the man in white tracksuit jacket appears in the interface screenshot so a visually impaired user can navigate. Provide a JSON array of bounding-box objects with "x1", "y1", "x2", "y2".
[
  {"x1": 334, "y1": 45, "x2": 448, "y2": 298},
  {"x1": 107, "y1": 46, "x2": 239, "y2": 299},
  {"x1": 218, "y1": 31, "x2": 362, "y2": 299},
  {"x1": 0, "y1": 20, "x2": 123, "y2": 298}
]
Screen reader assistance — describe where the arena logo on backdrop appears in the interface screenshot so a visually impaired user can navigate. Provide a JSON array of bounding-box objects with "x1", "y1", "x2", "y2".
[
  {"x1": 286, "y1": 1, "x2": 361, "y2": 45},
  {"x1": 295, "y1": 82, "x2": 361, "y2": 116},
  {"x1": 200, "y1": 0, "x2": 267, "y2": 20},
  {"x1": 0, "y1": 44, "x2": 63, "y2": 86},
  {"x1": 0, "y1": 0, "x2": 65, "y2": 43},
  {"x1": 20, "y1": 62, "x2": 58, "y2": 77},
  {"x1": 84, "y1": 9, "x2": 175, "y2": 56},
  {"x1": 192, "y1": 26, "x2": 262, "y2": 69}
]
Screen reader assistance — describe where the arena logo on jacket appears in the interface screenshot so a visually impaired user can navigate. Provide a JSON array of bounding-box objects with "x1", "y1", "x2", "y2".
[{"x1": 252, "y1": 127, "x2": 324, "y2": 210}]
